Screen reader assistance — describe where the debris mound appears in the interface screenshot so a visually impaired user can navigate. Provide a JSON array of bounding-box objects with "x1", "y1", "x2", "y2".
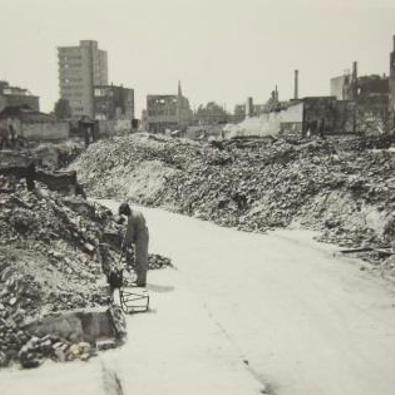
[
  {"x1": 72, "y1": 133, "x2": 395, "y2": 275},
  {"x1": 31, "y1": 140, "x2": 84, "y2": 170}
]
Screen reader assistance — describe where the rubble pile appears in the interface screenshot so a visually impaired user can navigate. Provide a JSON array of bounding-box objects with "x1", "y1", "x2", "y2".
[
  {"x1": 100, "y1": 242, "x2": 173, "y2": 272},
  {"x1": 13, "y1": 304, "x2": 127, "y2": 369},
  {"x1": 0, "y1": 185, "x2": 113, "y2": 253},
  {"x1": 28, "y1": 140, "x2": 84, "y2": 170},
  {"x1": 71, "y1": 133, "x2": 201, "y2": 203},
  {"x1": 0, "y1": 184, "x2": 112, "y2": 367},
  {"x1": 148, "y1": 254, "x2": 173, "y2": 270},
  {"x1": 73, "y1": 133, "x2": 395, "y2": 270},
  {"x1": 17, "y1": 336, "x2": 94, "y2": 369}
]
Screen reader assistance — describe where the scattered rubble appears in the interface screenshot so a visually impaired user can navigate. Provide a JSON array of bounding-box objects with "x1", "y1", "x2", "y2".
[
  {"x1": 72, "y1": 132, "x2": 395, "y2": 276},
  {"x1": 17, "y1": 336, "x2": 94, "y2": 368},
  {"x1": 149, "y1": 254, "x2": 173, "y2": 270}
]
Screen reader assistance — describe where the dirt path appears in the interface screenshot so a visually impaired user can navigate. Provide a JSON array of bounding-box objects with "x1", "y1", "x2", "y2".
[
  {"x1": 0, "y1": 263, "x2": 261, "y2": 395},
  {"x1": 101, "y1": 200, "x2": 395, "y2": 395},
  {"x1": 101, "y1": 268, "x2": 262, "y2": 394},
  {"x1": 2, "y1": 201, "x2": 395, "y2": 395}
]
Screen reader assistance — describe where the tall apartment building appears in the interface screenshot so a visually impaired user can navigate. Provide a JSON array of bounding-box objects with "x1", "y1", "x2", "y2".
[{"x1": 57, "y1": 40, "x2": 108, "y2": 119}]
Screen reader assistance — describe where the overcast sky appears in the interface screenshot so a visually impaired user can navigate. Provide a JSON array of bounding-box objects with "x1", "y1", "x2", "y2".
[{"x1": 1, "y1": 0, "x2": 395, "y2": 116}]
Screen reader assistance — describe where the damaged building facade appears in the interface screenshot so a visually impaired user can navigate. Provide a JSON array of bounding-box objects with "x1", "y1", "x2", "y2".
[
  {"x1": 226, "y1": 96, "x2": 355, "y2": 139},
  {"x1": 227, "y1": 75, "x2": 352, "y2": 138},
  {"x1": 330, "y1": 33, "x2": 395, "y2": 132},
  {"x1": 93, "y1": 84, "x2": 136, "y2": 135},
  {"x1": 233, "y1": 91, "x2": 278, "y2": 123},
  {"x1": 331, "y1": 60, "x2": 391, "y2": 132},
  {"x1": 0, "y1": 105, "x2": 69, "y2": 141},
  {"x1": 390, "y1": 35, "x2": 395, "y2": 123},
  {"x1": 143, "y1": 82, "x2": 193, "y2": 134},
  {"x1": 94, "y1": 85, "x2": 135, "y2": 121},
  {"x1": 280, "y1": 96, "x2": 356, "y2": 137},
  {"x1": 231, "y1": 36, "x2": 395, "y2": 139},
  {"x1": 0, "y1": 81, "x2": 67, "y2": 141},
  {"x1": 0, "y1": 81, "x2": 39, "y2": 112}
]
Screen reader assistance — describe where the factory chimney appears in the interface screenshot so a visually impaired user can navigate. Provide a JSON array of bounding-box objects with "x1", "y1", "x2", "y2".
[
  {"x1": 294, "y1": 69, "x2": 299, "y2": 100},
  {"x1": 246, "y1": 97, "x2": 254, "y2": 117},
  {"x1": 390, "y1": 36, "x2": 395, "y2": 126},
  {"x1": 351, "y1": 61, "x2": 358, "y2": 100},
  {"x1": 352, "y1": 61, "x2": 358, "y2": 81}
]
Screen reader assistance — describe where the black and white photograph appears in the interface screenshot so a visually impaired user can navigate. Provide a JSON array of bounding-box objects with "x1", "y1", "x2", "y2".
[{"x1": 1, "y1": 1, "x2": 395, "y2": 394}]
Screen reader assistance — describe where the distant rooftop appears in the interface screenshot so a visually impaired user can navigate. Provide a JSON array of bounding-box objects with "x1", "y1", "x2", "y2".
[{"x1": 0, "y1": 80, "x2": 36, "y2": 97}]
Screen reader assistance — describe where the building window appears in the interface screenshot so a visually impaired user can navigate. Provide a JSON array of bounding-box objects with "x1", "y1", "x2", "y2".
[{"x1": 94, "y1": 88, "x2": 104, "y2": 97}]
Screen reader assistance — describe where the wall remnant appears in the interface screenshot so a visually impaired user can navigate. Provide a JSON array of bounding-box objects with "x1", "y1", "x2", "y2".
[
  {"x1": 98, "y1": 119, "x2": 132, "y2": 136},
  {"x1": 21, "y1": 122, "x2": 70, "y2": 140}
]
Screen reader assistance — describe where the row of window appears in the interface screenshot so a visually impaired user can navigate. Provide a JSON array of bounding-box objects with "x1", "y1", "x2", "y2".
[
  {"x1": 62, "y1": 90, "x2": 86, "y2": 99},
  {"x1": 63, "y1": 97, "x2": 85, "y2": 110},
  {"x1": 62, "y1": 85, "x2": 84, "y2": 92},
  {"x1": 63, "y1": 77, "x2": 83, "y2": 83},
  {"x1": 61, "y1": 63, "x2": 83, "y2": 69},
  {"x1": 63, "y1": 92, "x2": 85, "y2": 98},
  {"x1": 60, "y1": 55, "x2": 82, "y2": 61}
]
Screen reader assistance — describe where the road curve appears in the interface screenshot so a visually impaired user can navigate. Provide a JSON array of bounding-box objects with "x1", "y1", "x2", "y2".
[{"x1": 101, "y1": 200, "x2": 395, "y2": 395}]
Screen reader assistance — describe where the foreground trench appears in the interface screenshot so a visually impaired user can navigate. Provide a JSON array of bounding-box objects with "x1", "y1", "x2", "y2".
[{"x1": 2, "y1": 201, "x2": 395, "y2": 395}]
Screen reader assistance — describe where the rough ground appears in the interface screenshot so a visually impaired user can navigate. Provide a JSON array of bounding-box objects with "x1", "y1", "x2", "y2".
[
  {"x1": 71, "y1": 132, "x2": 395, "y2": 275},
  {"x1": 30, "y1": 140, "x2": 84, "y2": 170}
]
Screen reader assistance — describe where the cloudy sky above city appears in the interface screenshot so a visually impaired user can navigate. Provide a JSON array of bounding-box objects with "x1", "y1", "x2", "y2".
[{"x1": 1, "y1": 0, "x2": 395, "y2": 115}]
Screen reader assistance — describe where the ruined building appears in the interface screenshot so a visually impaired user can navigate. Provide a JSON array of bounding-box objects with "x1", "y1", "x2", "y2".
[
  {"x1": 330, "y1": 61, "x2": 381, "y2": 104},
  {"x1": 144, "y1": 81, "x2": 193, "y2": 133},
  {"x1": 0, "y1": 81, "x2": 39, "y2": 112},
  {"x1": 233, "y1": 88, "x2": 279, "y2": 123},
  {"x1": 94, "y1": 85, "x2": 135, "y2": 121},
  {"x1": 231, "y1": 36, "x2": 395, "y2": 138},
  {"x1": 0, "y1": 105, "x2": 70, "y2": 141},
  {"x1": 389, "y1": 35, "x2": 395, "y2": 126},
  {"x1": 58, "y1": 40, "x2": 108, "y2": 119},
  {"x1": 228, "y1": 70, "x2": 356, "y2": 138},
  {"x1": 330, "y1": 34, "x2": 395, "y2": 132},
  {"x1": 330, "y1": 63, "x2": 355, "y2": 101}
]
